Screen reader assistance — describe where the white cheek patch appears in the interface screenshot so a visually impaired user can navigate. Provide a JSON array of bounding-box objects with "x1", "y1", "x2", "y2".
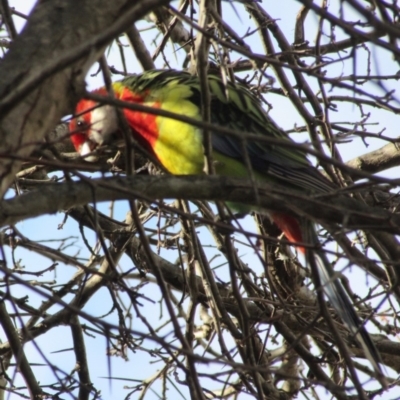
[{"x1": 88, "y1": 105, "x2": 118, "y2": 144}]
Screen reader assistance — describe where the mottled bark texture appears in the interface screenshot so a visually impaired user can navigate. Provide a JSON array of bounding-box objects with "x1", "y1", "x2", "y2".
[{"x1": 0, "y1": 0, "x2": 169, "y2": 197}]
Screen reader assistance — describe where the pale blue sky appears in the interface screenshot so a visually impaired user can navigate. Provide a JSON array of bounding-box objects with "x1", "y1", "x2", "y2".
[{"x1": 4, "y1": 1, "x2": 399, "y2": 399}]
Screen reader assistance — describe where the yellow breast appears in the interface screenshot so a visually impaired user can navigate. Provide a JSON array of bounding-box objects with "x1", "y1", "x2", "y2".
[{"x1": 150, "y1": 84, "x2": 205, "y2": 175}]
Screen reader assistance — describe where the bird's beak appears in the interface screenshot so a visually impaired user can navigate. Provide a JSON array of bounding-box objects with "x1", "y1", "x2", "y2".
[{"x1": 80, "y1": 140, "x2": 99, "y2": 162}]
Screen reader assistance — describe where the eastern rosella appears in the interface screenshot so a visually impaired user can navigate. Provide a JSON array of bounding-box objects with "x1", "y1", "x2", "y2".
[{"x1": 70, "y1": 69, "x2": 383, "y2": 377}]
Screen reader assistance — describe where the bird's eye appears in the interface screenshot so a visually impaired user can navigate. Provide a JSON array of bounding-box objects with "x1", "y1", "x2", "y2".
[{"x1": 75, "y1": 119, "x2": 89, "y2": 131}]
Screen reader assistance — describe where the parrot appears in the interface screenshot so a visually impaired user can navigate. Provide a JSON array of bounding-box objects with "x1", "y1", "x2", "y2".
[{"x1": 69, "y1": 69, "x2": 383, "y2": 378}]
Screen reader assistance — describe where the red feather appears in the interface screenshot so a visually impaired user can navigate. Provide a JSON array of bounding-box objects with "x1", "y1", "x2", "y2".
[{"x1": 270, "y1": 212, "x2": 305, "y2": 253}]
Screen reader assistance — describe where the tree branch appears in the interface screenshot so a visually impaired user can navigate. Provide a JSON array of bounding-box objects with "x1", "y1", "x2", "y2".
[
  {"x1": 1, "y1": 175, "x2": 399, "y2": 234},
  {"x1": 0, "y1": 0, "x2": 170, "y2": 197}
]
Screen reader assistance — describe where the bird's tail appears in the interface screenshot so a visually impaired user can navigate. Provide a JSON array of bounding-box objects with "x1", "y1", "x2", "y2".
[
  {"x1": 304, "y1": 222, "x2": 385, "y2": 382},
  {"x1": 271, "y1": 212, "x2": 384, "y2": 380}
]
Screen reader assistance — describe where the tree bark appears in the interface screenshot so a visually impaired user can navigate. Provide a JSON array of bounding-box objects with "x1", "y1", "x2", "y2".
[{"x1": 0, "y1": 0, "x2": 169, "y2": 197}]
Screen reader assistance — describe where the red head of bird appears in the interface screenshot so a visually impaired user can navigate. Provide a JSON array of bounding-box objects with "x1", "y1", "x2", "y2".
[{"x1": 69, "y1": 90, "x2": 118, "y2": 161}]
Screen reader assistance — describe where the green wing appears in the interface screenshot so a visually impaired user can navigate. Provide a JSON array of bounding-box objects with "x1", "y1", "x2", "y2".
[{"x1": 122, "y1": 70, "x2": 334, "y2": 193}]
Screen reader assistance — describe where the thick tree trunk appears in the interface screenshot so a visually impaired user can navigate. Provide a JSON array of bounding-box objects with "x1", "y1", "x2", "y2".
[{"x1": 0, "y1": 0, "x2": 169, "y2": 197}]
